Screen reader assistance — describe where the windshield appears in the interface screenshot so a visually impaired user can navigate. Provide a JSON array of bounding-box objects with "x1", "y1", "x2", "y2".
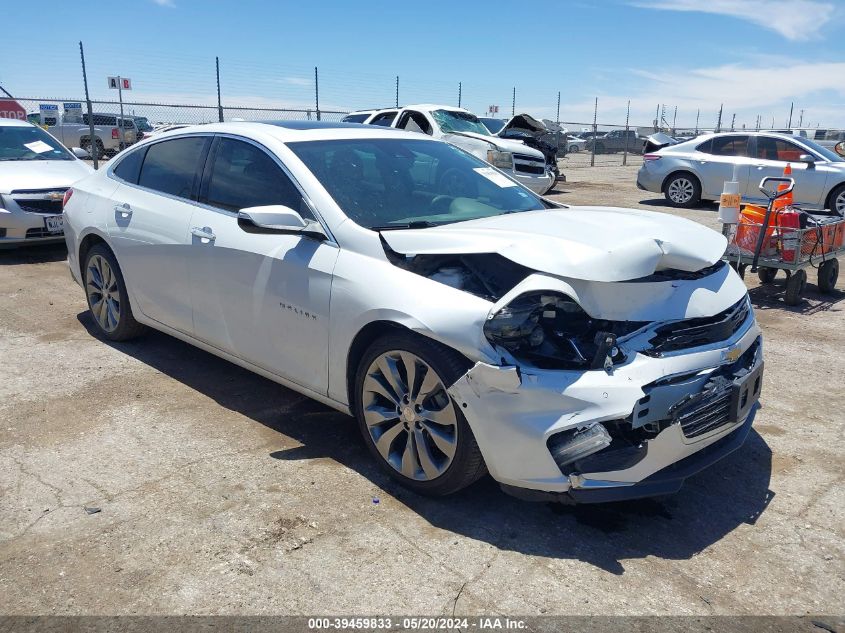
[
  {"x1": 288, "y1": 138, "x2": 546, "y2": 229},
  {"x1": 430, "y1": 110, "x2": 491, "y2": 136},
  {"x1": 799, "y1": 137, "x2": 844, "y2": 162},
  {"x1": 480, "y1": 118, "x2": 506, "y2": 134},
  {"x1": 0, "y1": 125, "x2": 73, "y2": 161}
]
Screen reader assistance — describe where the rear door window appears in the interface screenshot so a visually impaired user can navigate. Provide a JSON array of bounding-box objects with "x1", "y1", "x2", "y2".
[
  {"x1": 113, "y1": 146, "x2": 147, "y2": 184},
  {"x1": 370, "y1": 111, "x2": 398, "y2": 126},
  {"x1": 138, "y1": 136, "x2": 209, "y2": 199},
  {"x1": 201, "y1": 137, "x2": 312, "y2": 218},
  {"x1": 708, "y1": 136, "x2": 749, "y2": 157}
]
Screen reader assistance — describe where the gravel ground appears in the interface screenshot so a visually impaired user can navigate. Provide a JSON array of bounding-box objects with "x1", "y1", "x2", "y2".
[{"x1": 0, "y1": 155, "x2": 843, "y2": 617}]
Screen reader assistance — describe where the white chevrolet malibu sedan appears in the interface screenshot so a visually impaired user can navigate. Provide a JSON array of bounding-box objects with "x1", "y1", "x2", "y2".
[{"x1": 64, "y1": 121, "x2": 763, "y2": 503}]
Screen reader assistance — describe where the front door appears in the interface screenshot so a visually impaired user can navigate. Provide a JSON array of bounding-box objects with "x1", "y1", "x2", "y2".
[
  {"x1": 187, "y1": 136, "x2": 338, "y2": 394},
  {"x1": 749, "y1": 136, "x2": 830, "y2": 206}
]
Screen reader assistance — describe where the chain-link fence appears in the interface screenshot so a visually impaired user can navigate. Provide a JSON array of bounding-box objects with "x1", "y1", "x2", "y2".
[{"x1": 2, "y1": 40, "x2": 826, "y2": 170}]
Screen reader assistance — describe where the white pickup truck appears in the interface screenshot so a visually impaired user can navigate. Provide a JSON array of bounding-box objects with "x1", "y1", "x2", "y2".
[
  {"x1": 43, "y1": 112, "x2": 137, "y2": 159},
  {"x1": 345, "y1": 104, "x2": 555, "y2": 194}
]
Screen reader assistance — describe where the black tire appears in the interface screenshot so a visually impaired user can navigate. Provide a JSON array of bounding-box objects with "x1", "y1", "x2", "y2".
[
  {"x1": 663, "y1": 172, "x2": 702, "y2": 208},
  {"x1": 826, "y1": 183, "x2": 845, "y2": 216},
  {"x1": 785, "y1": 269, "x2": 807, "y2": 306},
  {"x1": 83, "y1": 243, "x2": 147, "y2": 341},
  {"x1": 354, "y1": 332, "x2": 486, "y2": 496},
  {"x1": 757, "y1": 267, "x2": 777, "y2": 284},
  {"x1": 817, "y1": 259, "x2": 839, "y2": 294},
  {"x1": 81, "y1": 138, "x2": 105, "y2": 160}
]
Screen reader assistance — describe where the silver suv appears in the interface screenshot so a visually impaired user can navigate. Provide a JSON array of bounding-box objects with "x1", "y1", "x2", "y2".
[{"x1": 637, "y1": 132, "x2": 845, "y2": 213}]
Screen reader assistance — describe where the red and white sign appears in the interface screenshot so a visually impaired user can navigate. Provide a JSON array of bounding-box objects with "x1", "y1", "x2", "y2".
[
  {"x1": 0, "y1": 99, "x2": 27, "y2": 120},
  {"x1": 107, "y1": 76, "x2": 132, "y2": 90}
]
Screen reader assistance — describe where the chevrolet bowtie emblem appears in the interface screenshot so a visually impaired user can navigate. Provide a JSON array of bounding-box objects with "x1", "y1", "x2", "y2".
[
  {"x1": 47, "y1": 192, "x2": 64, "y2": 202},
  {"x1": 722, "y1": 345, "x2": 742, "y2": 363}
]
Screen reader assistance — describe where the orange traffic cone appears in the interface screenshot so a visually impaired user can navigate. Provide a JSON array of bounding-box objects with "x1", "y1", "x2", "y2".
[{"x1": 773, "y1": 163, "x2": 793, "y2": 210}]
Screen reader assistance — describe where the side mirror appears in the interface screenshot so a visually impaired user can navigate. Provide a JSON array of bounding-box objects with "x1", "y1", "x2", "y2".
[
  {"x1": 71, "y1": 147, "x2": 90, "y2": 159},
  {"x1": 237, "y1": 205, "x2": 327, "y2": 240},
  {"x1": 835, "y1": 141, "x2": 845, "y2": 158},
  {"x1": 799, "y1": 153, "x2": 816, "y2": 165}
]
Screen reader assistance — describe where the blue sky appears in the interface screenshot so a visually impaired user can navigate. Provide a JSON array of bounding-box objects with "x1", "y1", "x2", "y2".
[{"x1": 2, "y1": 0, "x2": 843, "y2": 128}]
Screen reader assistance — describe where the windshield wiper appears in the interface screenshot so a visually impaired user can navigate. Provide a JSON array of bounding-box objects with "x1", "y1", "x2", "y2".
[{"x1": 371, "y1": 220, "x2": 443, "y2": 231}]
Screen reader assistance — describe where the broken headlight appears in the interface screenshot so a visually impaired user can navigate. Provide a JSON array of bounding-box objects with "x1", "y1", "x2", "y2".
[
  {"x1": 487, "y1": 150, "x2": 514, "y2": 169},
  {"x1": 483, "y1": 291, "x2": 648, "y2": 370}
]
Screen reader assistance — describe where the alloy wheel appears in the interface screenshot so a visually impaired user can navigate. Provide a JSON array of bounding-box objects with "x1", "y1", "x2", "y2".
[
  {"x1": 835, "y1": 190, "x2": 845, "y2": 214},
  {"x1": 361, "y1": 351, "x2": 458, "y2": 481},
  {"x1": 86, "y1": 254, "x2": 121, "y2": 332},
  {"x1": 667, "y1": 177, "x2": 695, "y2": 204}
]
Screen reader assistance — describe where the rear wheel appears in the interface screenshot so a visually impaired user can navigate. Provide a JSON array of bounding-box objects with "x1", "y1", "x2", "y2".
[
  {"x1": 817, "y1": 259, "x2": 839, "y2": 294},
  {"x1": 664, "y1": 173, "x2": 702, "y2": 208},
  {"x1": 354, "y1": 333, "x2": 485, "y2": 496},
  {"x1": 83, "y1": 243, "x2": 147, "y2": 341}
]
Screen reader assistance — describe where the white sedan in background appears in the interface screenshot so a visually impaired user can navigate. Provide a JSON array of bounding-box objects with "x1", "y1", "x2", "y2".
[
  {"x1": 63, "y1": 121, "x2": 762, "y2": 503},
  {"x1": 0, "y1": 118, "x2": 92, "y2": 246}
]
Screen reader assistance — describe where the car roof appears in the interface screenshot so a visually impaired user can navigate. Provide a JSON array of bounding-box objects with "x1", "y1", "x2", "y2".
[
  {"x1": 0, "y1": 117, "x2": 33, "y2": 128},
  {"x1": 403, "y1": 104, "x2": 471, "y2": 113},
  {"x1": 139, "y1": 120, "x2": 429, "y2": 143}
]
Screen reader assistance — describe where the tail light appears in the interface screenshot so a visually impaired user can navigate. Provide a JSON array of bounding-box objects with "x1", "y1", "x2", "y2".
[
  {"x1": 62, "y1": 188, "x2": 73, "y2": 209},
  {"x1": 111, "y1": 128, "x2": 119, "y2": 139},
  {"x1": 643, "y1": 154, "x2": 662, "y2": 161}
]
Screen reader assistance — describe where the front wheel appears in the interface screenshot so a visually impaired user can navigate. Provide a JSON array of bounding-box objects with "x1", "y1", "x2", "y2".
[
  {"x1": 818, "y1": 259, "x2": 839, "y2": 294},
  {"x1": 354, "y1": 333, "x2": 485, "y2": 496},
  {"x1": 83, "y1": 244, "x2": 147, "y2": 341},
  {"x1": 664, "y1": 173, "x2": 702, "y2": 208}
]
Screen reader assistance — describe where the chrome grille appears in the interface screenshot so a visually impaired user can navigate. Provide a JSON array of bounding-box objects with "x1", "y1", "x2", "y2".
[
  {"x1": 512, "y1": 153, "x2": 546, "y2": 175},
  {"x1": 11, "y1": 188, "x2": 67, "y2": 215}
]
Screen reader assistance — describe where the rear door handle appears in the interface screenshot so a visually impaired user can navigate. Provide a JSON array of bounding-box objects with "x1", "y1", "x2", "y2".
[
  {"x1": 114, "y1": 203, "x2": 132, "y2": 218},
  {"x1": 191, "y1": 226, "x2": 216, "y2": 241}
]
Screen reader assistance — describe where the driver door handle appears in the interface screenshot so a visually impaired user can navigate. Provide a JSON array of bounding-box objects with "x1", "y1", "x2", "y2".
[{"x1": 191, "y1": 226, "x2": 216, "y2": 241}]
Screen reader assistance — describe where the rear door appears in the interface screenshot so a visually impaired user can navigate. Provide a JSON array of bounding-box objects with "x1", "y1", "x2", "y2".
[
  {"x1": 107, "y1": 135, "x2": 211, "y2": 335},
  {"x1": 749, "y1": 136, "x2": 830, "y2": 206},
  {"x1": 187, "y1": 135, "x2": 338, "y2": 394},
  {"x1": 694, "y1": 135, "x2": 753, "y2": 199}
]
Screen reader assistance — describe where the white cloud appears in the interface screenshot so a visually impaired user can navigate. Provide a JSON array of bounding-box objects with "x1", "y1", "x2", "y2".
[
  {"x1": 631, "y1": 0, "x2": 835, "y2": 41},
  {"x1": 151, "y1": 0, "x2": 175, "y2": 6}
]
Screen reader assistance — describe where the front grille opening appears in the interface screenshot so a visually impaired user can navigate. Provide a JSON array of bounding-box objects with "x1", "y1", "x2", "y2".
[{"x1": 644, "y1": 297, "x2": 750, "y2": 356}]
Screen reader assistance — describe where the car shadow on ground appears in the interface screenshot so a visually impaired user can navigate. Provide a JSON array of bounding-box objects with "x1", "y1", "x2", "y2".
[
  {"x1": 638, "y1": 197, "x2": 719, "y2": 212},
  {"x1": 0, "y1": 243, "x2": 67, "y2": 264},
  {"x1": 77, "y1": 312, "x2": 774, "y2": 575}
]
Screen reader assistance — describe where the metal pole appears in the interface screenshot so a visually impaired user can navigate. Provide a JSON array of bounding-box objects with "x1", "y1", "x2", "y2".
[
  {"x1": 511, "y1": 87, "x2": 515, "y2": 117},
  {"x1": 216, "y1": 57, "x2": 224, "y2": 123},
  {"x1": 590, "y1": 97, "x2": 597, "y2": 167},
  {"x1": 458, "y1": 82, "x2": 461, "y2": 108},
  {"x1": 395, "y1": 76, "x2": 399, "y2": 108},
  {"x1": 117, "y1": 75, "x2": 126, "y2": 151},
  {"x1": 730, "y1": 113, "x2": 736, "y2": 131},
  {"x1": 798, "y1": 109, "x2": 804, "y2": 127},
  {"x1": 695, "y1": 109, "x2": 700, "y2": 135},
  {"x1": 654, "y1": 104, "x2": 660, "y2": 131},
  {"x1": 314, "y1": 66, "x2": 320, "y2": 121},
  {"x1": 79, "y1": 41, "x2": 98, "y2": 169},
  {"x1": 787, "y1": 102, "x2": 794, "y2": 128},
  {"x1": 0, "y1": 84, "x2": 13, "y2": 98},
  {"x1": 556, "y1": 91, "x2": 563, "y2": 157},
  {"x1": 623, "y1": 99, "x2": 630, "y2": 166},
  {"x1": 672, "y1": 105, "x2": 677, "y2": 133},
  {"x1": 716, "y1": 104, "x2": 723, "y2": 133}
]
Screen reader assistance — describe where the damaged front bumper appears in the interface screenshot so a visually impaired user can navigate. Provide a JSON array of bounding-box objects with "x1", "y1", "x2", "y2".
[{"x1": 447, "y1": 315, "x2": 763, "y2": 503}]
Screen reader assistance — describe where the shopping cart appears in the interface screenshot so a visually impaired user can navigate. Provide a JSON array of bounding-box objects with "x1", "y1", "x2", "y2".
[{"x1": 722, "y1": 177, "x2": 844, "y2": 306}]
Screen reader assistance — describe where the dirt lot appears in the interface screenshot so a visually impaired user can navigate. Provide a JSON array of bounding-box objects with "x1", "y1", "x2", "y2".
[{"x1": 1, "y1": 154, "x2": 843, "y2": 616}]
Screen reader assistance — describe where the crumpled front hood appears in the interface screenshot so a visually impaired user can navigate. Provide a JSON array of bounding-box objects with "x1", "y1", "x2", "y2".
[
  {"x1": 443, "y1": 131, "x2": 544, "y2": 158},
  {"x1": 381, "y1": 207, "x2": 727, "y2": 282},
  {"x1": 0, "y1": 160, "x2": 93, "y2": 194}
]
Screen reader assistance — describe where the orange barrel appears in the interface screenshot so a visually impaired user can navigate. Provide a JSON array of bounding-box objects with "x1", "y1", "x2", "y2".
[{"x1": 735, "y1": 204, "x2": 777, "y2": 256}]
